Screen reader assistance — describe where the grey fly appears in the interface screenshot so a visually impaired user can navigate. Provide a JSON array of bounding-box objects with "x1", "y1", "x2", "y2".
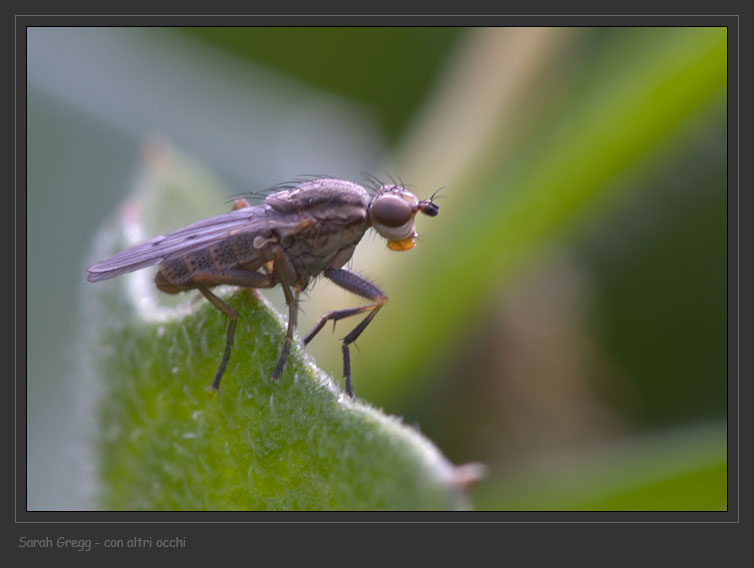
[{"x1": 87, "y1": 177, "x2": 440, "y2": 399}]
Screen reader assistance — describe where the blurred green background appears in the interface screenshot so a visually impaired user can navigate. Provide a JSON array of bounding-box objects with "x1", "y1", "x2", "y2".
[{"x1": 27, "y1": 26, "x2": 727, "y2": 510}]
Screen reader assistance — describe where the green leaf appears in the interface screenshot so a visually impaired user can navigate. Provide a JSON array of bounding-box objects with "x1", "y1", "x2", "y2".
[{"x1": 82, "y1": 141, "x2": 474, "y2": 510}]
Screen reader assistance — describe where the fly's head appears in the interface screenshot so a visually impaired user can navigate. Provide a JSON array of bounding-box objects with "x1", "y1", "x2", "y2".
[{"x1": 368, "y1": 185, "x2": 440, "y2": 251}]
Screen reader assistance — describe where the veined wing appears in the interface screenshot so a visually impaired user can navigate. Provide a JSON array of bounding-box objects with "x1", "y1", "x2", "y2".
[{"x1": 87, "y1": 205, "x2": 283, "y2": 282}]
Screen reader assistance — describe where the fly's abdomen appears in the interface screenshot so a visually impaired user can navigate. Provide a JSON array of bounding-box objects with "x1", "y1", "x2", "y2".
[
  {"x1": 155, "y1": 233, "x2": 267, "y2": 293},
  {"x1": 207, "y1": 238, "x2": 242, "y2": 268},
  {"x1": 155, "y1": 247, "x2": 229, "y2": 293},
  {"x1": 155, "y1": 256, "x2": 195, "y2": 293},
  {"x1": 225, "y1": 231, "x2": 264, "y2": 266}
]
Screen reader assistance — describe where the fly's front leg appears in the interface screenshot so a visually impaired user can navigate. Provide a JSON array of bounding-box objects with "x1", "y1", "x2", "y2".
[
  {"x1": 192, "y1": 270, "x2": 275, "y2": 391},
  {"x1": 271, "y1": 285, "x2": 298, "y2": 382},
  {"x1": 303, "y1": 268, "x2": 387, "y2": 399}
]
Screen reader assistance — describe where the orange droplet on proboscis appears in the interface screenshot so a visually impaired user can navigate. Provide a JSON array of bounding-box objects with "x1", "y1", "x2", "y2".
[{"x1": 387, "y1": 237, "x2": 415, "y2": 251}]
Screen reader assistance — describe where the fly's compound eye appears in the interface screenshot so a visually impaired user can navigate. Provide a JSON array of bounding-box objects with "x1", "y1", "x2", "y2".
[{"x1": 370, "y1": 195, "x2": 414, "y2": 228}]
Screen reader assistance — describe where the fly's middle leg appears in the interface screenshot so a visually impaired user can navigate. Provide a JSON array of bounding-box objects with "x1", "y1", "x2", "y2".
[
  {"x1": 269, "y1": 247, "x2": 300, "y2": 382},
  {"x1": 303, "y1": 268, "x2": 387, "y2": 399}
]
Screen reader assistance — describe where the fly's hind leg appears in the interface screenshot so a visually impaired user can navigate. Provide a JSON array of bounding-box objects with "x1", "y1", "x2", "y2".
[
  {"x1": 303, "y1": 268, "x2": 387, "y2": 399},
  {"x1": 192, "y1": 269, "x2": 275, "y2": 391},
  {"x1": 195, "y1": 285, "x2": 238, "y2": 391}
]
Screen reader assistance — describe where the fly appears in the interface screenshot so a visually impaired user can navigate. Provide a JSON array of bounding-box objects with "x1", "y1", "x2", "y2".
[{"x1": 87, "y1": 177, "x2": 440, "y2": 399}]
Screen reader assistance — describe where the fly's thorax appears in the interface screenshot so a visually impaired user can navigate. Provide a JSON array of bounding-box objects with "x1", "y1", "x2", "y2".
[
  {"x1": 265, "y1": 178, "x2": 371, "y2": 224},
  {"x1": 262, "y1": 179, "x2": 373, "y2": 278},
  {"x1": 277, "y1": 213, "x2": 368, "y2": 279}
]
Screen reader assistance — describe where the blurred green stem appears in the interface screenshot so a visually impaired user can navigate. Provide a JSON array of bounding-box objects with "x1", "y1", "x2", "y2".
[{"x1": 358, "y1": 27, "x2": 727, "y2": 404}]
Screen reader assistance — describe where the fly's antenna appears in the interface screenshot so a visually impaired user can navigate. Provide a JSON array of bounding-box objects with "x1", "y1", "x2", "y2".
[
  {"x1": 417, "y1": 183, "x2": 447, "y2": 217},
  {"x1": 429, "y1": 184, "x2": 450, "y2": 202}
]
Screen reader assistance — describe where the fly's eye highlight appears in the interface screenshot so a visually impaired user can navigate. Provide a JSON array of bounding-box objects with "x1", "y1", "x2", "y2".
[{"x1": 370, "y1": 195, "x2": 413, "y2": 228}]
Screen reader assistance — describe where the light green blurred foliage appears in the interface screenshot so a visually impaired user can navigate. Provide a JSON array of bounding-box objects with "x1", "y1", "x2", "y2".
[
  {"x1": 472, "y1": 421, "x2": 726, "y2": 511},
  {"x1": 351, "y1": 27, "x2": 726, "y2": 407},
  {"x1": 87, "y1": 27, "x2": 728, "y2": 511}
]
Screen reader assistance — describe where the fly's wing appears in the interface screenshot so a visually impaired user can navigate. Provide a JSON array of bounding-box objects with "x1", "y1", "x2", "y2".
[{"x1": 87, "y1": 205, "x2": 280, "y2": 282}]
